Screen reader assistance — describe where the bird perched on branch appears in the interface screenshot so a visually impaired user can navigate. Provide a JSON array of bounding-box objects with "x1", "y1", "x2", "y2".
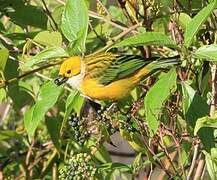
[{"x1": 55, "y1": 52, "x2": 179, "y2": 101}]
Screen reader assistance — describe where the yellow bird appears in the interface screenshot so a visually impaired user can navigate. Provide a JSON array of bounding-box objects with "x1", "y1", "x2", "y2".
[{"x1": 55, "y1": 52, "x2": 179, "y2": 101}]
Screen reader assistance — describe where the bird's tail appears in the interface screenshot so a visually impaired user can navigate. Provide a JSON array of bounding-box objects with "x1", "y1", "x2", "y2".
[{"x1": 135, "y1": 55, "x2": 180, "y2": 80}]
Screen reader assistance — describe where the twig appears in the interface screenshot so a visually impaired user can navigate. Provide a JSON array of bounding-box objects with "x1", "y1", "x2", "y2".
[
  {"x1": 187, "y1": 144, "x2": 199, "y2": 180},
  {"x1": 200, "y1": 163, "x2": 206, "y2": 180},
  {"x1": 0, "y1": 170, "x2": 3, "y2": 180},
  {"x1": 193, "y1": 158, "x2": 205, "y2": 180},
  {"x1": 141, "y1": 0, "x2": 151, "y2": 58},
  {"x1": 26, "y1": 140, "x2": 35, "y2": 166},
  {"x1": 89, "y1": 22, "x2": 106, "y2": 45},
  {"x1": 41, "y1": 0, "x2": 58, "y2": 30},
  {"x1": 157, "y1": 132, "x2": 178, "y2": 176},
  {"x1": 0, "y1": 104, "x2": 10, "y2": 125},
  {"x1": 142, "y1": 138, "x2": 173, "y2": 178},
  {"x1": 15, "y1": 146, "x2": 53, "y2": 180},
  {"x1": 52, "y1": 163, "x2": 57, "y2": 180},
  {"x1": 157, "y1": 151, "x2": 177, "y2": 180},
  {"x1": 210, "y1": 64, "x2": 217, "y2": 117},
  {"x1": 93, "y1": 22, "x2": 142, "y2": 54},
  {"x1": 0, "y1": 60, "x2": 63, "y2": 88},
  {"x1": 55, "y1": 0, "x2": 65, "y2": 5},
  {"x1": 89, "y1": 11, "x2": 137, "y2": 33}
]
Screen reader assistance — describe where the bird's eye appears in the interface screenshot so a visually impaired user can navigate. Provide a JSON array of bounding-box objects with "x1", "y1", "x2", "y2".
[{"x1": 66, "y1": 70, "x2": 71, "y2": 74}]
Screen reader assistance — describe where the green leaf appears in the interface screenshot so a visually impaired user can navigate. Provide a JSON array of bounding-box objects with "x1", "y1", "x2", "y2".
[
  {"x1": 65, "y1": 90, "x2": 84, "y2": 115},
  {"x1": 184, "y1": 0, "x2": 217, "y2": 48},
  {"x1": 132, "y1": 153, "x2": 142, "y2": 173},
  {"x1": 109, "y1": 6, "x2": 127, "y2": 23},
  {"x1": 204, "y1": 150, "x2": 217, "y2": 180},
  {"x1": 0, "y1": 88, "x2": 6, "y2": 103},
  {"x1": 0, "y1": 130, "x2": 21, "y2": 141},
  {"x1": 1, "y1": 0, "x2": 48, "y2": 29},
  {"x1": 0, "y1": 48, "x2": 9, "y2": 71},
  {"x1": 60, "y1": 0, "x2": 89, "y2": 53},
  {"x1": 194, "y1": 45, "x2": 217, "y2": 61},
  {"x1": 182, "y1": 82, "x2": 215, "y2": 150},
  {"x1": 173, "y1": 13, "x2": 192, "y2": 30},
  {"x1": 144, "y1": 69, "x2": 177, "y2": 136},
  {"x1": 86, "y1": 139, "x2": 112, "y2": 163},
  {"x1": 8, "y1": 81, "x2": 34, "y2": 109},
  {"x1": 113, "y1": 32, "x2": 178, "y2": 49},
  {"x1": 45, "y1": 117, "x2": 60, "y2": 150},
  {"x1": 33, "y1": 31, "x2": 62, "y2": 47},
  {"x1": 24, "y1": 81, "x2": 63, "y2": 139},
  {"x1": 20, "y1": 47, "x2": 69, "y2": 70},
  {"x1": 194, "y1": 116, "x2": 217, "y2": 135},
  {"x1": 120, "y1": 129, "x2": 147, "y2": 153},
  {"x1": 47, "y1": 5, "x2": 64, "y2": 30},
  {"x1": 182, "y1": 82, "x2": 209, "y2": 127}
]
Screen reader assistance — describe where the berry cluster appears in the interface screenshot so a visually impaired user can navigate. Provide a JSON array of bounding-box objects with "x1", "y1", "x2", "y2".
[
  {"x1": 59, "y1": 153, "x2": 97, "y2": 180},
  {"x1": 96, "y1": 109, "x2": 118, "y2": 134},
  {"x1": 68, "y1": 113, "x2": 89, "y2": 145},
  {"x1": 119, "y1": 115, "x2": 137, "y2": 133}
]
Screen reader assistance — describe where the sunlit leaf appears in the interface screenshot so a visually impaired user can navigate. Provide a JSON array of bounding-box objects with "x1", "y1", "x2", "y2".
[
  {"x1": 184, "y1": 0, "x2": 217, "y2": 47},
  {"x1": 145, "y1": 68, "x2": 177, "y2": 136},
  {"x1": 113, "y1": 32, "x2": 178, "y2": 49},
  {"x1": 65, "y1": 90, "x2": 84, "y2": 116},
  {"x1": 203, "y1": 150, "x2": 217, "y2": 180},
  {"x1": 0, "y1": 88, "x2": 6, "y2": 102},
  {"x1": 174, "y1": 13, "x2": 192, "y2": 30},
  {"x1": 60, "y1": 0, "x2": 88, "y2": 53},
  {"x1": 194, "y1": 45, "x2": 217, "y2": 61},
  {"x1": 20, "y1": 47, "x2": 69, "y2": 70},
  {"x1": 194, "y1": 116, "x2": 217, "y2": 135},
  {"x1": 33, "y1": 31, "x2": 62, "y2": 47},
  {"x1": 0, "y1": 48, "x2": 9, "y2": 71},
  {"x1": 24, "y1": 81, "x2": 63, "y2": 139}
]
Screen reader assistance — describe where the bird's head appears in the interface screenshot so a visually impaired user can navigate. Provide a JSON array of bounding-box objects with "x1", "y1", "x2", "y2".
[{"x1": 54, "y1": 56, "x2": 82, "y2": 86}]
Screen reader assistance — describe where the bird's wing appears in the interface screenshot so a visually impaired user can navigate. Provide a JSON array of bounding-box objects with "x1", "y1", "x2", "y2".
[
  {"x1": 84, "y1": 53, "x2": 179, "y2": 85},
  {"x1": 99, "y1": 55, "x2": 150, "y2": 85},
  {"x1": 84, "y1": 52, "x2": 118, "y2": 79}
]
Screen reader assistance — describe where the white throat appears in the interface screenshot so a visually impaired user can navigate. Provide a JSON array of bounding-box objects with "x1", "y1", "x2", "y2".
[{"x1": 66, "y1": 61, "x2": 85, "y2": 90}]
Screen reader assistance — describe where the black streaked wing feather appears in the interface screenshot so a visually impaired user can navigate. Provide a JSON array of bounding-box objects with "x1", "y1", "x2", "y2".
[
  {"x1": 84, "y1": 52, "x2": 117, "y2": 79},
  {"x1": 99, "y1": 55, "x2": 149, "y2": 85}
]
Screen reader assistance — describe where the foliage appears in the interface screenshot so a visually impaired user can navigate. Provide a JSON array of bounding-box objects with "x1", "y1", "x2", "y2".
[{"x1": 1, "y1": 0, "x2": 217, "y2": 179}]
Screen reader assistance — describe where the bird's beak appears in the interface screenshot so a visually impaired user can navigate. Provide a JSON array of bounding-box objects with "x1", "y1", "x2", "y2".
[{"x1": 54, "y1": 76, "x2": 68, "y2": 86}]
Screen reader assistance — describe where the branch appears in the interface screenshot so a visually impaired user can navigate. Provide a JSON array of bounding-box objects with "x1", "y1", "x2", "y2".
[
  {"x1": 0, "y1": 61, "x2": 63, "y2": 89},
  {"x1": 88, "y1": 11, "x2": 138, "y2": 33},
  {"x1": 187, "y1": 144, "x2": 199, "y2": 180},
  {"x1": 193, "y1": 158, "x2": 205, "y2": 180},
  {"x1": 210, "y1": 64, "x2": 217, "y2": 117},
  {"x1": 93, "y1": 21, "x2": 142, "y2": 54}
]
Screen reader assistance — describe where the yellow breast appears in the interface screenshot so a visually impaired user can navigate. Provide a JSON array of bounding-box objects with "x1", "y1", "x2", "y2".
[
  {"x1": 80, "y1": 65, "x2": 151, "y2": 101},
  {"x1": 80, "y1": 76, "x2": 138, "y2": 101}
]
